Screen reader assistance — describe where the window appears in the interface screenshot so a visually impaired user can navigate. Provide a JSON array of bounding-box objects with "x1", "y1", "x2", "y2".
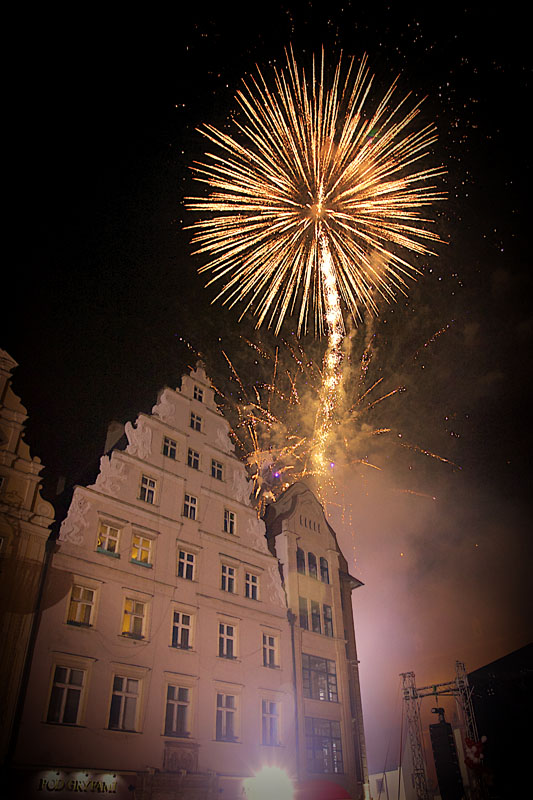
[
  {"x1": 308, "y1": 552, "x2": 318, "y2": 579},
  {"x1": 297, "y1": 547, "x2": 306, "y2": 574},
  {"x1": 218, "y1": 622, "x2": 236, "y2": 658},
  {"x1": 172, "y1": 611, "x2": 192, "y2": 649},
  {"x1": 47, "y1": 666, "x2": 85, "y2": 724},
  {"x1": 245, "y1": 572, "x2": 258, "y2": 600},
  {"x1": 139, "y1": 475, "x2": 156, "y2": 504},
  {"x1": 302, "y1": 655, "x2": 338, "y2": 702},
  {"x1": 323, "y1": 605, "x2": 334, "y2": 637},
  {"x1": 305, "y1": 718, "x2": 344, "y2": 774},
  {"x1": 190, "y1": 412, "x2": 202, "y2": 432},
  {"x1": 165, "y1": 685, "x2": 190, "y2": 737},
  {"x1": 320, "y1": 558, "x2": 329, "y2": 583},
  {"x1": 177, "y1": 550, "x2": 195, "y2": 581},
  {"x1": 187, "y1": 448, "x2": 200, "y2": 470},
  {"x1": 183, "y1": 493, "x2": 197, "y2": 520},
  {"x1": 221, "y1": 564, "x2": 236, "y2": 593},
  {"x1": 211, "y1": 459, "x2": 223, "y2": 480},
  {"x1": 162, "y1": 436, "x2": 177, "y2": 459},
  {"x1": 262, "y1": 700, "x2": 280, "y2": 745},
  {"x1": 131, "y1": 534, "x2": 152, "y2": 566},
  {"x1": 311, "y1": 600, "x2": 321, "y2": 634},
  {"x1": 67, "y1": 585, "x2": 95, "y2": 626},
  {"x1": 193, "y1": 385, "x2": 203, "y2": 402},
  {"x1": 97, "y1": 522, "x2": 120, "y2": 556},
  {"x1": 224, "y1": 509, "x2": 236, "y2": 534},
  {"x1": 216, "y1": 693, "x2": 237, "y2": 740},
  {"x1": 299, "y1": 596, "x2": 308, "y2": 630},
  {"x1": 108, "y1": 676, "x2": 139, "y2": 730},
  {"x1": 262, "y1": 633, "x2": 278, "y2": 668},
  {"x1": 121, "y1": 598, "x2": 146, "y2": 639}
]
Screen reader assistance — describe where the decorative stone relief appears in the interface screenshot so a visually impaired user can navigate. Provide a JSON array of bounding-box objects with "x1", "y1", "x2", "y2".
[
  {"x1": 125, "y1": 417, "x2": 152, "y2": 459},
  {"x1": 264, "y1": 563, "x2": 286, "y2": 607},
  {"x1": 93, "y1": 455, "x2": 127, "y2": 495},
  {"x1": 163, "y1": 740, "x2": 199, "y2": 773},
  {"x1": 231, "y1": 467, "x2": 251, "y2": 506},
  {"x1": 59, "y1": 491, "x2": 90, "y2": 544},
  {"x1": 247, "y1": 515, "x2": 269, "y2": 552},
  {"x1": 215, "y1": 424, "x2": 234, "y2": 453},
  {"x1": 152, "y1": 388, "x2": 177, "y2": 425}
]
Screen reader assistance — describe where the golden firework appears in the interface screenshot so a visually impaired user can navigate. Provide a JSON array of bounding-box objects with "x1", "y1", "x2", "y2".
[{"x1": 187, "y1": 48, "x2": 444, "y2": 335}]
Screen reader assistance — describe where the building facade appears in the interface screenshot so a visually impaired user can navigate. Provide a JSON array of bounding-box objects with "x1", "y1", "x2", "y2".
[
  {"x1": 0, "y1": 349, "x2": 55, "y2": 764},
  {"x1": 12, "y1": 364, "x2": 368, "y2": 799}
]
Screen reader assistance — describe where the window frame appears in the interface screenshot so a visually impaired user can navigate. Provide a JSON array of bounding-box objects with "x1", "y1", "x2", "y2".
[
  {"x1": 308, "y1": 552, "x2": 318, "y2": 579},
  {"x1": 177, "y1": 549, "x2": 196, "y2": 581},
  {"x1": 211, "y1": 458, "x2": 223, "y2": 480},
  {"x1": 46, "y1": 664, "x2": 86, "y2": 725},
  {"x1": 323, "y1": 604, "x2": 334, "y2": 637},
  {"x1": 302, "y1": 654, "x2": 338, "y2": 702},
  {"x1": 262, "y1": 632, "x2": 279, "y2": 668},
  {"x1": 193, "y1": 385, "x2": 204, "y2": 402},
  {"x1": 130, "y1": 533, "x2": 153, "y2": 567},
  {"x1": 216, "y1": 692, "x2": 238, "y2": 741},
  {"x1": 164, "y1": 684, "x2": 191, "y2": 738},
  {"x1": 121, "y1": 597, "x2": 148, "y2": 640},
  {"x1": 139, "y1": 474, "x2": 157, "y2": 504},
  {"x1": 221, "y1": 563, "x2": 236, "y2": 593},
  {"x1": 162, "y1": 436, "x2": 177, "y2": 460},
  {"x1": 190, "y1": 411, "x2": 202, "y2": 432},
  {"x1": 223, "y1": 509, "x2": 236, "y2": 535},
  {"x1": 299, "y1": 596, "x2": 309, "y2": 630},
  {"x1": 108, "y1": 674, "x2": 141, "y2": 732},
  {"x1": 171, "y1": 609, "x2": 194, "y2": 650},
  {"x1": 218, "y1": 621, "x2": 237, "y2": 659},
  {"x1": 261, "y1": 698, "x2": 281, "y2": 746},
  {"x1": 296, "y1": 547, "x2": 306, "y2": 574},
  {"x1": 96, "y1": 521, "x2": 121, "y2": 557},
  {"x1": 67, "y1": 584, "x2": 96, "y2": 627},
  {"x1": 320, "y1": 557, "x2": 330, "y2": 584},
  {"x1": 245, "y1": 571, "x2": 259, "y2": 600},
  {"x1": 187, "y1": 448, "x2": 200, "y2": 470},
  {"x1": 305, "y1": 717, "x2": 344, "y2": 774},
  {"x1": 183, "y1": 493, "x2": 198, "y2": 520}
]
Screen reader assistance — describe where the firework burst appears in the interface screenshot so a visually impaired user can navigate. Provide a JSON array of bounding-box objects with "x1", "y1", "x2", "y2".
[{"x1": 187, "y1": 48, "x2": 444, "y2": 495}]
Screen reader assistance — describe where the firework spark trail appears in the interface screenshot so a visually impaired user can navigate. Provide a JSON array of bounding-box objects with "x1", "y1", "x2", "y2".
[{"x1": 187, "y1": 48, "x2": 444, "y2": 497}]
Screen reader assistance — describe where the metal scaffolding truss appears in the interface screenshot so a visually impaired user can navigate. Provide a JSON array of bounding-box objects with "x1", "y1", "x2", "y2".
[{"x1": 400, "y1": 661, "x2": 480, "y2": 800}]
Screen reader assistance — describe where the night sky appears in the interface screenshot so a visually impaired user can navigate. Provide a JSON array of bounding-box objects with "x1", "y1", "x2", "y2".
[{"x1": 5, "y1": 3, "x2": 531, "y2": 775}]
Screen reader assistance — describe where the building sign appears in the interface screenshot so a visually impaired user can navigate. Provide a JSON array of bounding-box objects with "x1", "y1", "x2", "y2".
[{"x1": 19, "y1": 770, "x2": 134, "y2": 799}]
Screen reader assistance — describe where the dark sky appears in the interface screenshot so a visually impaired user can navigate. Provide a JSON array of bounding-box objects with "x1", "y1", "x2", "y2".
[{"x1": 5, "y1": 3, "x2": 531, "y2": 776}]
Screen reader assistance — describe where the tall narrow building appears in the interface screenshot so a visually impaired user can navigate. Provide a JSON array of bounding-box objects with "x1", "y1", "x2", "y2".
[
  {"x1": 12, "y1": 363, "x2": 368, "y2": 799},
  {"x1": 0, "y1": 350, "x2": 55, "y2": 764}
]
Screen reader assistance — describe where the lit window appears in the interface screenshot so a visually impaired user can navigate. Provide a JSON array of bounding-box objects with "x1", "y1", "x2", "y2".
[
  {"x1": 177, "y1": 550, "x2": 195, "y2": 581},
  {"x1": 323, "y1": 604, "x2": 334, "y2": 637},
  {"x1": 262, "y1": 700, "x2": 280, "y2": 745},
  {"x1": 320, "y1": 557, "x2": 330, "y2": 584},
  {"x1": 67, "y1": 585, "x2": 95, "y2": 627},
  {"x1": 97, "y1": 522, "x2": 120, "y2": 555},
  {"x1": 165, "y1": 685, "x2": 190, "y2": 737},
  {"x1": 139, "y1": 475, "x2": 156, "y2": 504},
  {"x1": 187, "y1": 448, "x2": 200, "y2": 470},
  {"x1": 245, "y1": 572, "x2": 258, "y2": 600},
  {"x1": 108, "y1": 675, "x2": 139, "y2": 731},
  {"x1": 221, "y1": 564, "x2": 236, "y2": 593},
  {"x1": 299, "y1": 596, "x2": 308, "y2": 630},
  {"x1": 183, "y1": 493, "x2": 197, "y2": 520},
  {"x1": 262, "y1": 633, "x2": 278, "y2": 668},
  {"x1": 193, "y1": 385, "x2": 203, "y2": 402},
  {"x1": 121, "y1": 598, "x2": 146, "y2": 639},
  {"x1": 211, "y1": 459, "x2": 223, "y2": 480},
  {"x1": 216, "y1": 693, "x2": 237, "y2": 740},
  {"x1": 302, "y1": 654, "x2": 338, "y2": 702},
  {"x1": 305, "y1": 718, "x2": 344, "y2": 774},
  {"x1": 163, "y1": 436, "x2": 177, "y2": 459},
  {"x1": 47, "y1": 666, "x2": 85, "y2": 724},
  {"x1": 190, "y1": 412, "x2": 202, "y2": 431},
  {"x1": 172, "y1": 611, "x2": 192, "y2": 649},
  {"x1": 218, "y1": 622, "x2": 236, "y2": 659},
  {"x1": 297, "y1": 547, "x2": 306, "y2": 574},
  {"x1": 131, "y1": 534, "x2": 152, "y2": 566},
  {"x1": 308, "y1": 552, "x2": 318, "y2": 578},
  {"x1": 224, "y1": 509, "x2": 235, "y2": 534}
]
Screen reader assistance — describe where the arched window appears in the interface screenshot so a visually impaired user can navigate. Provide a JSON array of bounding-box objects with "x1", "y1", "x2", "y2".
[
  {"x1": 308, "y1": 552, "x2": 317, "y2": 579},
  {"x1": 297, "y1": 547, "x2": 306, "y2": 574},
  {"x1": 320, "y1": 557, "x2": 329, "y2": 584}
]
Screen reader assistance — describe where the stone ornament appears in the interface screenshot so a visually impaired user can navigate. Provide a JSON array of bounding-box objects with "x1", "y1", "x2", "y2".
[
  {"x1": 152, "y1": 389, "x2": 177, "y2": 425},
  {"x1": 125, "y1": 417, "x2": 152, "y2": 459},
  {"x1": 59, "y1": 491, "x2": 90, "y2": 544},
  {"x1": 93, "y1": 455, "x2": 127, "y2": 495}
]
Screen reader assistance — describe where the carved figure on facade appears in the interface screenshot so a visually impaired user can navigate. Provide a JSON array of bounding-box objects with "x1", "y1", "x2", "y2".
[
  {"x1": 125, "y1": 417, "x2": 152, "y2": 459},
  {"x1": 152, "y1": 388, "x2": 177, "y2": 425},
  {"x1": 92, "y1": 455, "x2": 127, "y2": 495},
  {"x1": 231, "y1": 467, "x2": 251, "y2": 506},
  {"x1": 59, "y1": 491, "x2": 91, "y2": 544},
  {"x1": 247, "y1": 515, "x2": 269, "y2": 552},
  {"x1": 215, "y1": 424, "x2": 234, "y2": 453},
  {"x1": 264, "y1": 563, "x2": 287, "y2": 607}
]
